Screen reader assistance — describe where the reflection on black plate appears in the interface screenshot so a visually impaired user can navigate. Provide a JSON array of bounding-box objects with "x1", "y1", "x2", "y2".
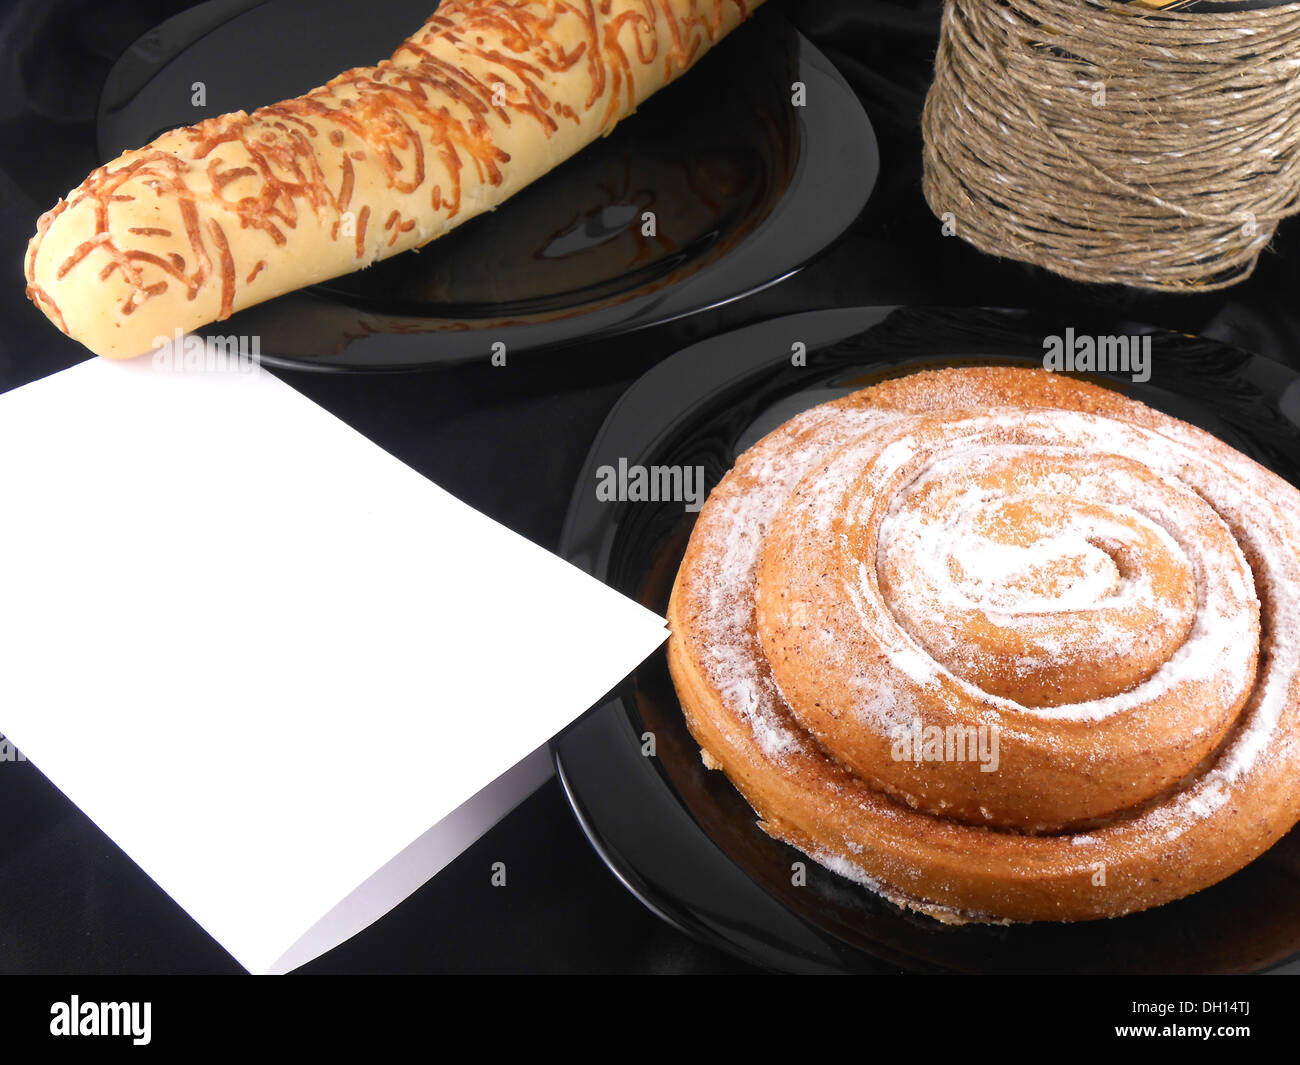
[
  {"x1": 555, "y1": 306, "x2": 1300, "y2": 974},
  {"x1": 97, "y1": 0, "x2": 875, "y2": 370}
]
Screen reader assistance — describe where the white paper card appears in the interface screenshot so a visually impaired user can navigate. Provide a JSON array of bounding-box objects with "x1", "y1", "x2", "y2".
[{"x1": 0, "y1": 355, "x2": 668, "y2": 974}]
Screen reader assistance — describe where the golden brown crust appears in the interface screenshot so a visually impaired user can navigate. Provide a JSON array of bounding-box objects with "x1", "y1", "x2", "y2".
[
  {"x1": 667, "y1": 366, "x2": 1300, "y2": 923},
  {"x1": 24, "y1": 0, "x2": 760, "y2": 358}
]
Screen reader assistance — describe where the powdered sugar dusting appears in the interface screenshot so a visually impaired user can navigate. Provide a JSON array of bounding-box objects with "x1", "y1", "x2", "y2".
[
  {"x1": 674, "y1": 369, "x2": 1300, "y2": 908},
  {"x1": 686, "y1": 404, "x2": 901, "y2": 762}
]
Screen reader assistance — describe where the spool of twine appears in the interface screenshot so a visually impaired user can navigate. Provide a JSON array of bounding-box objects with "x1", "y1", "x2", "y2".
[{"x1": 922, "y1": 0, "x2": 1300, "y2": 291}]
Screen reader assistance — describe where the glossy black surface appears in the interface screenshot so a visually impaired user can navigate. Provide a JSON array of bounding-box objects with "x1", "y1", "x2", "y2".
[
  {"x1": 554, "y1": 306, "x2": 1300, "y2": 974},
  {"x1": 7, "y1": 0, "x2": 1300, "y2": 974},
  {"x1": 97, "y1": 0, "x2": 876, "y2": 369}
]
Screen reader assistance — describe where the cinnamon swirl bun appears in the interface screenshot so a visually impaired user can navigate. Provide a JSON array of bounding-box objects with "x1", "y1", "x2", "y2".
[{"x1": 667, "y1": 366, "x2": 1300, "y2": 922}]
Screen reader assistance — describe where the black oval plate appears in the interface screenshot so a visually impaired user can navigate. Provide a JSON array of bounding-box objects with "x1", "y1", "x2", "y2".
[
  {"x1": 97, "y1": 0, "x2": 876, "y2": 370},
  {"x1": 554, "y1": 305, "x2": 1300, "y2": 974}
]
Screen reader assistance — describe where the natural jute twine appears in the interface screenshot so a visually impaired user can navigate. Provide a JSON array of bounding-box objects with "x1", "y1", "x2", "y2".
[{"x1": 922, "y1": 0, "x2": 1300, "y2": 291}]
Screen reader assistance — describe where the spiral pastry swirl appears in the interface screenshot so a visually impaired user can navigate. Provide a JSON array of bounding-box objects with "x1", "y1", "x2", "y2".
[{"x1": 667, "y1": 368, "x2": 1300, "y2": 922}]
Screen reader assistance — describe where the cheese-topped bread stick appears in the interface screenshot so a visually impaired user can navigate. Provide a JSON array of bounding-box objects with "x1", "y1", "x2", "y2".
[{"x1": 25, "y1": 0, "x2": 760, "y2": 358}]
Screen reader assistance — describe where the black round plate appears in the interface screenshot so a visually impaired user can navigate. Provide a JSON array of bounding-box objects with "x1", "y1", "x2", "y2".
[
  {"x1": 97, "y1": 0, "x2": 876, "y2": 371},
  {"x1": 553, "y1": 305, "x2": 1300, "y2": 974}
]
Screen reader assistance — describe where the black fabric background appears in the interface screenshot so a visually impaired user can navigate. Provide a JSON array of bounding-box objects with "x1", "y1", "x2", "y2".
[{"x1": 2, "y1": 0, "x2": 1298, "y2": 973}]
